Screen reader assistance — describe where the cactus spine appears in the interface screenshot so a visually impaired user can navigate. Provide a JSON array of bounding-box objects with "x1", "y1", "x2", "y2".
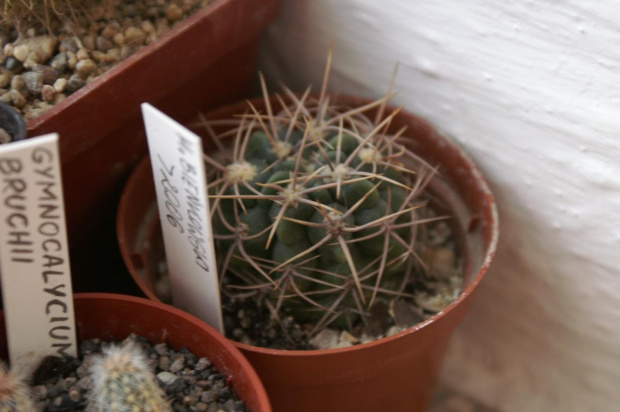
[
  {"x1": 0, "y1": 363, "x2": 35, "y2": 411},
  {"x1": 204, "y1": 47, "x2": 445, "y2": 335},
  {"x1": 88, "y1": 341, "x2": 171, "y2": 412},
  {"x1": 0, "y1": 0, "x2": 103, "y2": 34}
]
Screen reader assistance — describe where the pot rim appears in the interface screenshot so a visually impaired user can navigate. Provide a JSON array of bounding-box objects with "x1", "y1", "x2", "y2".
[
  {"x1": 73, "y1": 293, "x2": 273, "y2": 409},
  {"x1": 118, "y1": 93, "x2": 499, "y2": 358}
]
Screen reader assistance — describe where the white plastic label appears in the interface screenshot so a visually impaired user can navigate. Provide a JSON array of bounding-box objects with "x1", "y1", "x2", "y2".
[
  {"x1": 142, "y1": 104, "x2": 223, "y2": 332},
  {"x1": 0, "y1": 134, "x2": 77, "y2": 372}
]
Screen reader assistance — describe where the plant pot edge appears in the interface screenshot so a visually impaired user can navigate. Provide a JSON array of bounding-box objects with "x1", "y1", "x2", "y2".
[
  {"x1": 116, "y1": 93, "x2": 499, "y2": 411},
  {"x1": 0, "y1": 292, "x2": 272, "y2": 412}
]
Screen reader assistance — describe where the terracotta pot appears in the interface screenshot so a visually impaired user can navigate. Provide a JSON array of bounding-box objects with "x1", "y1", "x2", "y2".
[
  {"x1": 22, "y1": 0, "x2": 282, "y2": 295},
  {"x1": 0, "y1": 293, "x2": 272, "y2": 411},
  {"x1": 117, "y1": 95, "x2": 499, "y2": 412}
]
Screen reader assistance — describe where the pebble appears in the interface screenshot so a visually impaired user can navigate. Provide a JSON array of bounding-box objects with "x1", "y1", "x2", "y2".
[
  {"x1": 96, "y1": 36, "x2": 114, "y2": 51},
  {"x1": 146, "y1": 32, "x2": 158, "y2": 44},
  {"x1": 166, "y1": 4, "x2": 184, "y2": 22},
  {"x1": 65, "y1": 74, "x2": 86, "y2": 93},
  {"x1": 50, "y1": 52, "x2": 68, "y2": 71},
  {"x1": 154, "y1": 342, "x2": 168, "y2": 356},
  {"x1": 120, "y1": 45, "x2": 138, "y2": 60},
  {"x1": 32, "y1": 64, "x2": 58, "y2": 84},
  {"x1": 141, "y1": 20, "x2": 156, "y2": 34},
  {"x1": 101, "y1": 22, "x2": 121, "y2": 39},
  {"x1": 22, "y1": 36, "x2": 58, "y2": 64},
  {"x1": 386, "y1": 325, "x2": 404, "y2": 337},
  {"x1": 201, "y1": 390, "x2": 217, "y2": 403},
  {"x1": 157, "y1": 371, "x2": 178, "y2": 385},
  {"x1": 53, "y1": 78, "x2": 67, "y2": 93},
  {"x1": 3, "y1": 43, "x2": 14, "y2": 57},
  {"x1": 91, "y1": 49, "x2": 118, "y2": 63},
  {"x1": 68, "y1": 388, "x2": 82, "y2": 402},
  {"x1": 195, "y1": 357, "x2": 211, "y2": 371},
  {"x1": 390, "y1": 299, "x2": 423, "y2": 329},
  {"x1": 124, "y1": 26, "x2": 146, "y2": 44},
  {"x1": 112, "y1": 32, "x2": 125, "y2": 46},
  {"x1": 66, "y1": 51, "x2": 78, "y2": 69},
  {"x1": 23, "y1": 71, "x2": 44, "y2": 94},
  {"x1": 309, "y1": 328, "x2": 340, "y2": 350},
  {"x1": 184, "y1": 394, "x2": 199, "y2": 406},
  {"x1": 156, "y1": 19, "x2": 170, "y2": 36},
  {"x1": 428, "y1": 247, "x2": 456, "y2": 279},
  {"x1": 76, "y1": 49, "x2": 90, "y2": 60},
  {"x1": 159, "y1": 355, "x2": 171, "y2": 371},
  {"x1": 0, "y1": 72, "x2": 10, "y2": 88},
  {"x1": 82, "y1": 34, "x2": 96, "y2": 51},
  {"x1": 169, "y1": 357, "x2": 185, "y2": 373},
  {"x1": 10, "y1": 75, "x2": 25, "y2": 93},
  {"x1": 13, "y1": 44, "x2": 29, "y2": 62},
  {"x1": 59, "y1": 37, "x2": 80, "y2": 53},
  {"x1": 53, "y1": 93, "x2": 67, "y2": 105},
  {"x1": 76, "y1": 59, "x2": 96, "y2": 77},
  {"x1": 0, "y1": 92, "x2": 11, "y2": 104},
  {"x1": 4, "y1": 56, "x2": 22, "y2": 72},
  {"x1": 42, "y1": 85, "x2": 57, "y2": 102}
]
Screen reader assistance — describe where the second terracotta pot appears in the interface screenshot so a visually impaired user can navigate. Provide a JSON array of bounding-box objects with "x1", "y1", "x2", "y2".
[
  {"x1": 0, "y1": 293, "x2": 271, "y2": 411},
  {"x1": 117, "y1": 95, "x2": 499, "y2": 412}
]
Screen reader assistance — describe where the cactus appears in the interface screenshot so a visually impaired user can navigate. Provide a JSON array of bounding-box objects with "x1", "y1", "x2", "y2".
[
  {"x1": 0, "y1": 0, "x2": 103, "y2": 34},
  {"x1": 203, "y1": 47, "x2": 447, "y2": 335},
  {"x1": 88, "y1": 340, "x2": 171, "y2": 412},
  {"x1": 0, "y1": 363, "x2": 35, "y2": 411}
]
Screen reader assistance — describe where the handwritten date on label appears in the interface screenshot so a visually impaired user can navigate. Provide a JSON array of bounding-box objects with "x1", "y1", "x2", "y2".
[{"x1": 142, "y1": 104, "x2": 222, "y2": 332}]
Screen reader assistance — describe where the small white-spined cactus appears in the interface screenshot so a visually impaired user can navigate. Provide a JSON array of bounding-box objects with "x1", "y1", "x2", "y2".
[
  {"x1": 0, "y1": 363, "x2": 35, "y2": 411},
  {"x1": 88, "y1": 341, "x2": 171, "y2": 412}
]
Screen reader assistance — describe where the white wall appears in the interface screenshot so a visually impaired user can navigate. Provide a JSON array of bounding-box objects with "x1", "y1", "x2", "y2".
[{"x1": 259, "y1": 1, "x2": 620, "y2": 411}]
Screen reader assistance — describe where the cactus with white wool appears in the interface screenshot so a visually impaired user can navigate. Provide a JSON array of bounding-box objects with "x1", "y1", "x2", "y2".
[
  {"x1": 0, "y1": 363, "x2": 35, "y2": 411},
  {"x1": 88, "y1": 340, "x2": 171, "y2": 412}
]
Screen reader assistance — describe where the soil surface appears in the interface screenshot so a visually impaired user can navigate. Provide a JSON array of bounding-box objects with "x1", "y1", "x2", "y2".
[
  {"x1": 220, "y1": 216, "x2": 464, "y2": 350},
  {"x1": 154, "y1": 212, "x2": 464, "y2": 351},
  {"x1": 0, "y1": 0, "x2": 210, "y2": 121},
  {"x1": 28, "y1": 334, "x2": 247, "y2": 412}
]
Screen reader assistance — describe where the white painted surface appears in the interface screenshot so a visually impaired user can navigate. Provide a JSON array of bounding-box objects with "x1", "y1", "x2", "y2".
[{"x1": 260, "y1": 1, "x2": 620, "y2": 411}]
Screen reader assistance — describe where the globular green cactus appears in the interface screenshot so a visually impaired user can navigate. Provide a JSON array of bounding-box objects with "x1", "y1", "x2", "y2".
[
  {"x1": 0, "y1": 363, "x2": 35, "y2": 411},
  {"x1": 204, "y1": 55, "x2": 443, "y2": 335},
  {"x1": 88, "y1": 341, "x2": 171, "y2": 412}
]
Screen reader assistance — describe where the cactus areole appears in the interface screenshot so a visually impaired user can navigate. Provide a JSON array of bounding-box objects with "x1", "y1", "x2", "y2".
[{"x1": 202, "y1": 81, "x2": 461, "y2": 337}]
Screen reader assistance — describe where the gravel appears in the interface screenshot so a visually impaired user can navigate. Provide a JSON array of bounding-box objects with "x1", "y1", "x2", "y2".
[
  {"x1": 29, "y1": 334, "x2": 247, "y2": 412},
  {"x1": 220, "y1": 214, "x2": 464, "y2": 351},
  {"x1": 0, "y1": 0, "x2": 211, "y2": 121}
]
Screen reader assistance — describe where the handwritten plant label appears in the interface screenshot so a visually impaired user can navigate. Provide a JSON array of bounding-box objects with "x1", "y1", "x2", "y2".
[
  {"x1": 0, "y1": 134, "x2": 77, "y2": 372},
  {"x1": 142, "y1": 104, "x2": 223, "y2": 332}
]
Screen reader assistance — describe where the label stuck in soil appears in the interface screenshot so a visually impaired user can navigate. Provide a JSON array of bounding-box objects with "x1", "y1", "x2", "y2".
[
  {"x1": 0, "y1": 134, "x2": 78, "y2": 372},
  {"x1": 142, "y1": 104, "x2": 223, "y2": 333}
]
